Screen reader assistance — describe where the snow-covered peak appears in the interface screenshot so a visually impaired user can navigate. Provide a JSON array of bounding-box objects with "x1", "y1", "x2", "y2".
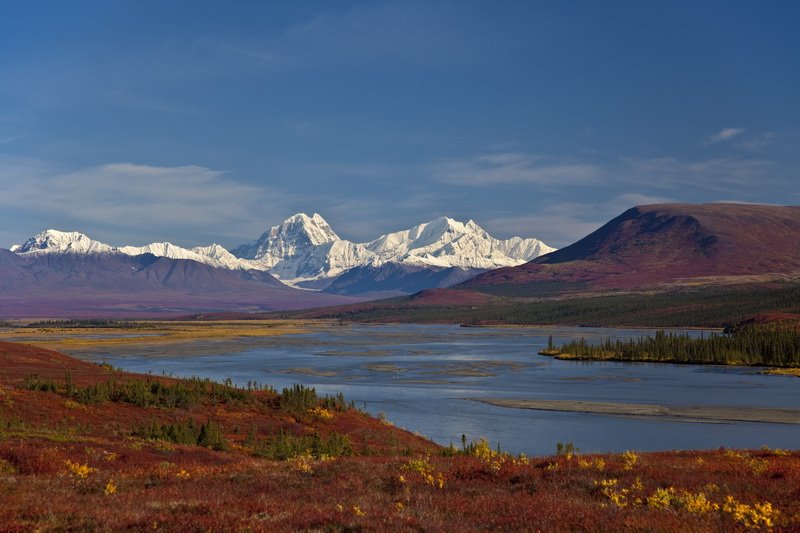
[
  {"x1": 232, "y1": 213, "x2": 340, "y2": 263},
  {"x1": 192, "y1": 243, "x2": 235, "y2": 261},
  {"x1": 119, "y1": 242, "x2": 190, "y2": 259},
  {"x1": 228, "y1": 213, "x2": 556, "y2": 285},
  {"x1": 117, "y1": 241, "x2": 266, "y2": 271},
  {"x1": 270, "y1": 213, "x2": 339, "y2": 246},
  {"x1": 11, "y1": 230, "x2": 267, "y2": 272},
  {"x1": 364, "y1": 216, "x2": 550, "y2": 269},
  {"x1": 191, "y1": 243, "x2": 257, "y2": 270},
  {"x1": 10, "y1": 229, "x2": 115, "y2": 255}
]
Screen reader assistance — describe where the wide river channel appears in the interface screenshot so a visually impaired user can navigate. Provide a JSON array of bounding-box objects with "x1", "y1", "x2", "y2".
[{"x1": 84, "y1": 324, "x2": 799, "y2": 456}]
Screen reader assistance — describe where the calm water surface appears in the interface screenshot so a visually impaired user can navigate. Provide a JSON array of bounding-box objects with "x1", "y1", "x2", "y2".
[{"x1": 84, "y1": 324, "x2": 799, "y2": 455}]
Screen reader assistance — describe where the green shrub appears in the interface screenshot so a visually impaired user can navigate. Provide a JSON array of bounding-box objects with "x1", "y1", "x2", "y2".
[{"x1": 251, "y1": 429, "x2": 352, "y2": 460}]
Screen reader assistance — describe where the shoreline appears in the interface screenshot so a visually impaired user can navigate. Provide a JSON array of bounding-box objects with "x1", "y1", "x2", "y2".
[
  {"x1": 469, "y1": 398, "x2": 800, "y2": 425},
  {"x1": 539, "y1": 350, "x2": 800, "y2": 374}
]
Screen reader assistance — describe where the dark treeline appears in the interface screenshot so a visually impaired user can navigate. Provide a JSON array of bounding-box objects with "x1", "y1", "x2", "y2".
[
  {"x1": 23, "y1": 374, "x2": 354, "y2": 415},
  {"x1": 133, "y1": 418, "x2": 228, "y2": 450},
  {"x1": 298, "y1": 283, "x2": 800, "y2": 328},
  {"x1": 279, "y1": 384, "x2": 351, "y2": 415},
  {"x1": 552, "y1": 327, "x2": 800, "y2": 367},
  {"x1": 25, "y1": 319, "x2": 136, "y2": 328},
  {"x1": 24, "y1": 374, "x2": 252, "y2": 408}
]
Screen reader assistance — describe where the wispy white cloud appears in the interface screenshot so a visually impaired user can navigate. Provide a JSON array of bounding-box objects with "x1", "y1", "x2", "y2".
[
  {"x1": 430, "y1": 152, "x2": 602, "y2": 187},
  {"x1": 0, "y1": 158, "x2": 286, "y2": 247},
  {"x1": 710, "y1": 199, "x2": 781, "y2": 206},
  {"x1": 484, "y1": 193, "x2": 674, "y2": 248},
  {"x1": 623, "y1": 156, "x2": 772, "y2": 192},
  {"x1": 736, "y1": 131, "x2": 775, "y2": 151},
  {"x1": 612, "y1": 193, "x2": 674, "y2": 208},
  {"x1": 705, "y1": 127, "x2": 746, "y2": 145}
]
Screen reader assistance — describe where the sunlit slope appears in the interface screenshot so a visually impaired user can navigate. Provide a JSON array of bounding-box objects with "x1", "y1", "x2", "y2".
[{"x1": 461, "y1": 203, "x2": 800, "y2": 296}]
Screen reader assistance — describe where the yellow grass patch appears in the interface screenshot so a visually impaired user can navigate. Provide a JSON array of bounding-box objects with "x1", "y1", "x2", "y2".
[{"x1": 0, "y1": 320, "x2": 310, "y2": 351}]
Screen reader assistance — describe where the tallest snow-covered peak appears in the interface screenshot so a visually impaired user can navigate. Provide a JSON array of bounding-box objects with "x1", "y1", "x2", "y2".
[
  {"x1": 231, "y1": 212, "x2": 343, "y2": 264},
  {"x1": 269, "y1": 213, "x2": 339, "y2": 246},
  {"x1": 10, "y1": 229, "x2": 115, "y2": 255}
]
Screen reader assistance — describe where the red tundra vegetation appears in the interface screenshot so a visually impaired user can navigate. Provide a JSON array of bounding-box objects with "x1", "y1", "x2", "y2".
[{"x1": 0, "y1": 341, "x2": 798, "y2": 531}]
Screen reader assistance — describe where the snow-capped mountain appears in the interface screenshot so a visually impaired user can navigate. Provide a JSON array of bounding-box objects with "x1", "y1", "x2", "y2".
[
  {"x1": 363, "y1": 217, "x2": 555, "y2": 269},
  {"x1": 232, "y1": 213, "x2": 374, "y2": 285},
  {"x1": 12, "y1": 230, "x2": 263, "y2": 272},
  {"x1": 231, "y1": 213, "x2": 555, "y2": 288},
  {"x1": 232, "y1": 213, "x2": 340, "y2": 260},
  {"x1": 11, "y1": 214, "x2": 555, "y2": 293},
  {"x1": 11, "y1": 230, "x2": 115, "y2": 255},
  {"x1": 118, "y1": 242, "x2": 260, "y2": 271}
]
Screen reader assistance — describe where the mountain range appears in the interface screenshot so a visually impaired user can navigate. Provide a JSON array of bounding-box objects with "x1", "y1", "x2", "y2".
[
  {"x1": 6, "y1": 203, "x2": 797, "y2": 321},
  {"x1": 231, "y1": 213, "x2": 553, "y2": 290},
  {"x1": 2, "y1": 214, "x2": 554, "y2": 316},
  {"x1": 288, "y1": 203, "x2": 800, "y2": 325}
]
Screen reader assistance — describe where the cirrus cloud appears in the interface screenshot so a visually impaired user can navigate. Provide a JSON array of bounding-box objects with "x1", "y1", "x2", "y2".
[
  {"x1": 705, "y1": 127, "x2": 746, "y2": 145},
  {"x1": 430, "y1": 152, "x2": 602, "y2": 187},
  {"x1": 0, "y1": 157, "x2": 284, "y2": 247}
]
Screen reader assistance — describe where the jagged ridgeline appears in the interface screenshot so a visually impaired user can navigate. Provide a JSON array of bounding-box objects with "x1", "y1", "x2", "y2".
[{"x1": 547, "y1": 327, "x2": 800, "y2": 367}]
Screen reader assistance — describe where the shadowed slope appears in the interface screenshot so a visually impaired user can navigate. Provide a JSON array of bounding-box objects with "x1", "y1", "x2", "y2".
[{"x1": 0, "y1": 251, "x2": 357, "y2": 318}]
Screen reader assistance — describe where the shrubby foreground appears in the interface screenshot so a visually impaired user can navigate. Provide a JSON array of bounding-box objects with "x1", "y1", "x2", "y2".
[{"x1": 0, "y1": 341, "x2": 797, "y2": 531}]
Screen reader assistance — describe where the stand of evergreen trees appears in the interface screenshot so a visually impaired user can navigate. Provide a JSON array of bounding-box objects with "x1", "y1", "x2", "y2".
[
  {"x1": 249, "y1": 429, "x2": 353, "y2": 460},
  {"x1": 133, "y1": 418, "x2": 227, "y2": 450},
  {"x1": 549, "y1": 327, "x2": 800, "y2": 367},
  {"x1": 25, "y1": 319, "x2": 136, "y2": 328},
  {"x1": 24, "y1": 374, "x2": 252, "y2": 408}
]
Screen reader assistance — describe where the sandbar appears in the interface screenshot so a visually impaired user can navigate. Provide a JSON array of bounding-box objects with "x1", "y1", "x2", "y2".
[
  {"x1": 281, "y1": 367, "x2": 338, "y2": 377},
  {"x1": 362, "y1": 364, "x2": 407, "y2": 373},
  {"x1": 469, "y1": 398, "x2": 800, "y2": 425}
]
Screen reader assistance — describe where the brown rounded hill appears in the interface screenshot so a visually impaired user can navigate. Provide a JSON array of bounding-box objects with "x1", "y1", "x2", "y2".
[{"x1": 460, "y1": 203, "x2": 800, "y2": 294}]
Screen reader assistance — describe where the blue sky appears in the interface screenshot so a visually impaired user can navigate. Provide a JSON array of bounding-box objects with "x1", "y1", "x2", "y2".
[{"x1": 0, "y1": 1, "x2": 798, "y2": 249}]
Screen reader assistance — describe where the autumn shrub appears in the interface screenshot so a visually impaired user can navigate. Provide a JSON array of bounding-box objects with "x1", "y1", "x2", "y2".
[
  {"x1": 556, "y1": 441, "x2": 579, "y2": 459},
  {"x1": 401, "y1": 457, "x2": 445, "y2": 489},
  {"x1": 0, "y1": 445, "x2": 64, "y2": 475},
  {"x1": 0, "y1": 457, "x2": 16, "y2": 474},
  {"x1": 22, "y1": 374, "x2": 58, "y2": 393}
]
